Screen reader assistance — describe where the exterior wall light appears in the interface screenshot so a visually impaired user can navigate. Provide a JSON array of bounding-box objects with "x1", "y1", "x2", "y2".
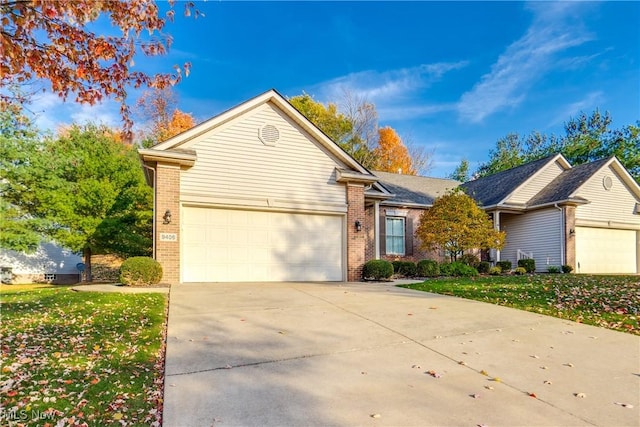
[
  {"x1": 355, "y1": 220, "x2": 362, "y2": 232},
  {"x1": 569, "y1": 228, "x2": 575, "y2": 236},
  {"x1": 163, "y1": 209, "x2": 172, "y2": 224}
]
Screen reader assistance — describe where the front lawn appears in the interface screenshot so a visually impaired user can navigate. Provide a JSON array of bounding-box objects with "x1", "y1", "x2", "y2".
[
  {"x1": 0, "y1": 284, "x2": 167, "y2": 426},
  {"x1": 402, "y1": 275, "x2": 639, "y2": 335}
]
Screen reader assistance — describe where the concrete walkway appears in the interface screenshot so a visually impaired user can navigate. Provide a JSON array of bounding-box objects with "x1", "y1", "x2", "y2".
[{"x1": 163, "y1": 281, "x2": 639, "y2": 427}]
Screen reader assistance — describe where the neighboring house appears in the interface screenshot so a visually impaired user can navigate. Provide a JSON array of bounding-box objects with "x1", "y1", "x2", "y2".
[
  {"x1": 462, "y1": 154, "x2": 640, "y2": 274},
  {"x1": 0, "y1": 242, "x2": 83, "y2": 284},
  {"x1": 139, "y1": 90, "x2": 639, "y2": 283},
  {"x1": 366, "y1": 171, "x2": 459, "y2": 263}
]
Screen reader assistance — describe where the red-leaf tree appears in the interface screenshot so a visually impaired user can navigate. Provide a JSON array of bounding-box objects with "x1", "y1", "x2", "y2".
[{"x1": 0, "y1": 0, "x2": 200, "y2": 138}]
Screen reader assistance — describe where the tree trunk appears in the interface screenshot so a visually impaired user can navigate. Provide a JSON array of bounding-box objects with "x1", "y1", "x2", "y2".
[{"x1": 83, "y1": 247, "x2": 92, "y2": 282}]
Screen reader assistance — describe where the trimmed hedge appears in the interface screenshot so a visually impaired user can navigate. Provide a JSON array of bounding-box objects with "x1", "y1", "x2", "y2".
[
  {"x1": 459, "y1": 253, "x2": 479, "y2": 267},
  {"x1": 417, "y1": 259, "x2": 440, "y2": 277},
  {"x1": 518, "y1": 258, "x2": 536, "y2": 273},
  {"x1": 496, "y1": 261, "x2": 512, "y2": 272},
  {"x1": 489, "y1": 266, "x2": 502, "y2": 275},
  {"x1": 514, "y1": 267, "x2": 527, "y2": 275},
  {"x1": 363, "y1": 260, "x2": 394, "y2": 280},
  {"x1": 477, "y1": 261, "x2": 490, "y2": 274},
  {"x1": 119, "y1": 256, "x2": 162, "y2": 286},
  {"x1": 392, "y1": 261, "x2": 417, "y2": 277},
  {"x1": 547, "y1": 266, "x2": 561, "y2": 274},
  {"x1": 562, "y1": 264, "x2": 573, "y2": 274},
  {"x1": 439, "y1": 261, "x2": 478, "y2": 277}
]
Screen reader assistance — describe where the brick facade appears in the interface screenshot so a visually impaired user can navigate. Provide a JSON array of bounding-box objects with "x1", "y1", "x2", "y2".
[
  {"x1": 564, "y1": 206, "x2": 576, "y2": 271},
  {"x1": 346, "y1": 184, "x2": 366, "y2": 281},
  {"x1": 155, "y1": 162, "x2": 181, "y2": 284}
]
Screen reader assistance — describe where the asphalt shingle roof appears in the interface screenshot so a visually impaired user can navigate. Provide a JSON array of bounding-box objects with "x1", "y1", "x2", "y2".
[
  {"x1": 527, "y1": 157, "x2": 610, "y2": 206},
  {"x1": 460, "y1": 155, "x2": 559, "y2": 207},
  {"x1": 373, "y1": 171, "x2": 459, "y2": 206}
]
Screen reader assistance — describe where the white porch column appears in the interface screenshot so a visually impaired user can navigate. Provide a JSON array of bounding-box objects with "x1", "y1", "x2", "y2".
[
  {"x1": 494, "y1": 211, "x2": 501, "y2": 262},
  {"x1": 374, "y1": 200, "x2": 380, "y2": 259}
]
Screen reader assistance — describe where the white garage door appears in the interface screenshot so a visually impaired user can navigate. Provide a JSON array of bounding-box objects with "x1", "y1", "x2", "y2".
[
  {"x1": 575, "y1": 227, "x2": 638, "y2": 274},
  {"x1": 181, "y1": 207, "x2": 344, "y2": 282}
]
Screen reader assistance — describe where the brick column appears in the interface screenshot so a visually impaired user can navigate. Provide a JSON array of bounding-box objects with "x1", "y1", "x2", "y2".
[
  {"x1": 346, "y1": 184, "x2": 366, "y2": 281},
  {"x1": 564, "y1": 206, "x2": 576, "y2": 271},
  {"x1": 155, "y1": 162, "x2": 181, "y2": 284}
]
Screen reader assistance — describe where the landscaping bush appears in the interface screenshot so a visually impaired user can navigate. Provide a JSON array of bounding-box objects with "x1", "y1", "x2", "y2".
[
  {"x1": 489, "y1": 266, "x2": 502, "y2": 275},
  {"x1": 119, "y1": 256, "x2": 163, "y2": 286},
  {"x1": 476, "y1": 261, "x2": 490, "y2": 274},
  {"x1": 514, "y1": 267, "x2": 527, "y2": 275},
  {"x1": 362, "y1": 260, "x2": 394, "y2": 281},
  {"x1": 392, "y1": 261, "x2": 417, "y2": 277},
  {"x1": 562, "y1": 264, "x2": 573, "y2": 274},
  {"x1": 518, "y1": 258, "x2": 536, "y2": 273},
  {"x1": 547, "y1": 266, "x2": 561, "y2": 274},
  {"x1": 440, "y1": 261, "x2": 478, "y2": 277},
  {"x1": 416, "y1": 260, "x2": 440, "y2": 277},
  {"x1": 496, "y1": 261, "x2": 512, "y2": 272},
  {"x1": 459, "y1": 253, "x2": 479, "y2": 267}
]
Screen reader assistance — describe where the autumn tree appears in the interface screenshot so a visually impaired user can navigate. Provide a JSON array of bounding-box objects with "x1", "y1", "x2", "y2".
[
  {"x1": 416, "y1": 190, "x2": 505, "y2": 262},
  {"x1": 0, "y1": 121, "x2": 153, "y2": 280},
  {"x1": 476, "y1": 110, "x2": 639, "y2": 182},
  {"x1": 0, "y1": 0, "x2": 200, "y2": 137},
  {"x1": 374, "y1": 126, "x2": 417, "y2": 174},
  {"x1": 136, "y1": 86, "x2": 196, "y2": 147}
]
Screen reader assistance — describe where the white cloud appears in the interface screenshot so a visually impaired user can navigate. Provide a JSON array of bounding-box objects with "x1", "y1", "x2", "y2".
[
  {"x1": 550, "y1": 91, "x2": 604, "y2": 127},
  {"x1": 30, "y1": 92, "x2": 121, "y2": 132},
  {"x1": 457, "y1": 2, "x2": 593, "y2": 123},
  {"x1": 313, "y1": 61, "x2": 468, "y2": 105}
]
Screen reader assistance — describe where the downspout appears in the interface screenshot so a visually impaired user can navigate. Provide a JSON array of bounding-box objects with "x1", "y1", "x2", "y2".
[
  {"x1": 142, "y1": 164, "x2": 156, "y2": 259},
  {"x1": 554, "y1": 203, "x2": 565, "y2": 266},
  {"x1": 494, "y1": 211, "x2": 501, "y2": 263}
]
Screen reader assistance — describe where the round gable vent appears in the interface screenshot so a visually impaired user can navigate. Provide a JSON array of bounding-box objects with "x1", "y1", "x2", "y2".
[
  {"x1": 259, "y1": 124, "x2": 280, "y2": 146},
  {"x1": 602, "y1": 175, "x2": 613, "y2": 190}
]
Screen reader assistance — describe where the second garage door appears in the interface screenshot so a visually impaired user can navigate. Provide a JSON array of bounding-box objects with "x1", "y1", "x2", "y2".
[
  {"x1": 182, "y1": 207, "x2": 344, "y2": 282},
  {"x1": 575, "y1": 226, "x2": 638, "y2": 274}
]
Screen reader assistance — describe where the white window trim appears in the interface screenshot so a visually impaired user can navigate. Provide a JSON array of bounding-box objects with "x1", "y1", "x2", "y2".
[{"x1": 385, "y1": 216, "x2": 406, "y2": 256}]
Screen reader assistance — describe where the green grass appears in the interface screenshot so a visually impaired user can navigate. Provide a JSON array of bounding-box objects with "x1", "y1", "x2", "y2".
[
  {"x1": 0, "y1": 284, "x2": 167, "y2": 426},
  {"x1": 402, "y1": 274, "x2": 640, "y2": 335}
]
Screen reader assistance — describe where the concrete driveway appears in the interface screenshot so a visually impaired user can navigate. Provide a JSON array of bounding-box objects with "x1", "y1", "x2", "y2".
[{"x1": 163, "y1": 281, "x2": 639, "y2": 427}]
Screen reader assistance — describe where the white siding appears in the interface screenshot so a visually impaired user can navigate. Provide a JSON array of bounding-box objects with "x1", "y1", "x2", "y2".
[
  {"x1": 500, "y1": 208, "x2": 563, "y2": 272},
  {"x1": 0, "y1": 243, "x2": 82, "y2": 274},
  {"x1": 506, "y1": 160, "x2": 565, "y2": 204},
  {"x1": 575, "y1": 164, "x2": 640, "y2": 227},
  {"x1": 180, "y1": 102, "x2": 347, "y2": 212}
]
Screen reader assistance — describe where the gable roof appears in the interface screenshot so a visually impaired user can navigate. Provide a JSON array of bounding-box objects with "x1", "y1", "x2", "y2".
[
  {"x1": 373, "y1": 171, "x2": 459, "y2": 207},
  {"x1": 461, "y1": 154, "x2": 568, "y2": 207},
  {"x1": 140, "y1": 89, "x2": 373, "y2": 177},
  {"x1": 527, "y1": 157, "x2": 610, "y2": 207}
]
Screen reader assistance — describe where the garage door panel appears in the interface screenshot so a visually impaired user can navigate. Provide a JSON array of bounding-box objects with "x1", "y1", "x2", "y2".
[
  {"x1": 182, "y1": 207, "x2": 344, "y2": 282},
  {"x1": 575, "y1": 227, "x2": 637, "y2": 274}
]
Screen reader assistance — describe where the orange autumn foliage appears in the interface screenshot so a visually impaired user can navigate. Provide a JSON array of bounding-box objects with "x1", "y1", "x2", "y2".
[{"x1": 374, "y1": 126, "x2": 417, "y2": 175}]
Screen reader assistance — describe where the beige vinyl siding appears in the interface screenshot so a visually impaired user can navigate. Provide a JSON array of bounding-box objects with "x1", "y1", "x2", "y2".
[
  {"x1": 500, "y1": 208, "x2": 563, "y2": 272},
  {"x1": 575, "y1": 164, "x2": 640, "y2": 227},
  {"x1": 180, "y1": 102, "x2": 347, "y2": 212},
  {"x1": 506, "y1": 160, "x2": 565, "y2": 204}
]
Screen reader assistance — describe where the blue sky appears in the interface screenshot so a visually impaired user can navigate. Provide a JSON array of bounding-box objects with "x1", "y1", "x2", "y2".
[{"x1": 34, "y1": 1, "x2": 639, "y2": 178}]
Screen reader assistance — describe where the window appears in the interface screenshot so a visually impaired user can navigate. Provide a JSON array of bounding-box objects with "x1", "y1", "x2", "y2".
[{"x1": 385, "y1": 217, "x2": 405, "y2": 255}]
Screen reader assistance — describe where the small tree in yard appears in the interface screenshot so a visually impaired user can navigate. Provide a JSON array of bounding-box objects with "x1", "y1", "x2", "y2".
[{"x1": 416, "y1": 189, "x2": 505, "y2": 262}]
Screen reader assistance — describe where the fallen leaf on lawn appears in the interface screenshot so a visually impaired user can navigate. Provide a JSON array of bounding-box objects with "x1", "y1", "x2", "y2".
[
  {"x1": 93, "y1": 345, "x2": 100, "y2": 351},
  {"x1": 528, "y1": 392, "x2": 537, "y2": 398},
  {"x1": 370, "y1": 413, "x2": 381, "y2": 418},
  {"x1": 90, "y1": 378, "x2": 100, "y2": 384},
  {"x1": 7, "y1": 390, "x2": 17, "y2": 397},
  {"x1": 19, "y1": 357, "x2": 33, "y2": 364},
  {"x1": 425, "y1": 370, "x2": 442, "y2": 378},
  {"x1": 574, "y1": 393, "x2": 587, "y2": 398},
  {"x1": 113, "y1": 413, "x2": 123, "y2": 420},
  {"x1": 614, "y1": 402, "x2": 634, "y2": 408},
  {"x1": 52, "y1": 352, "x2": 61, "y2": 358}
]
